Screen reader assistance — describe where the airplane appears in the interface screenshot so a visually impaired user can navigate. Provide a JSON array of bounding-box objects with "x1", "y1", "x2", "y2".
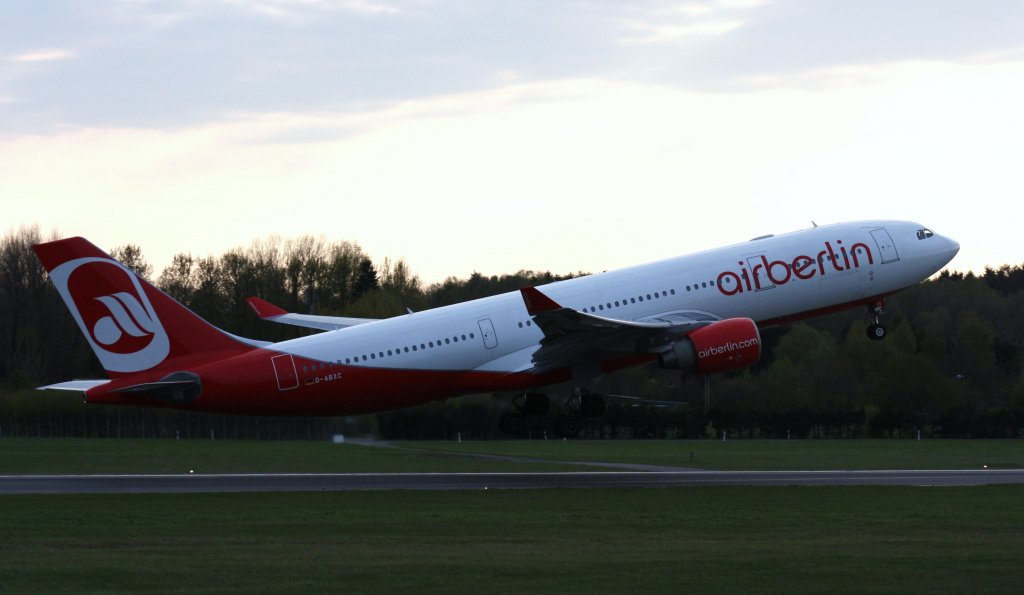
[{"x1": 33, "y1": 220, "x2": 959, "y2": 437}]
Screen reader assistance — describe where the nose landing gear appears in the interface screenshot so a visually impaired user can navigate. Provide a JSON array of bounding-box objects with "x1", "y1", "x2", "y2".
[{"x1": 866, "y1": 299, "x2": 887, "y2": 341}]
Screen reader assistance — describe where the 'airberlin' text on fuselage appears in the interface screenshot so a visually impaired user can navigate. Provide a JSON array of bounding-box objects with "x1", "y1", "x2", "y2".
[{"x1": 717, "y1": 240, "x2": 874, "y2": 296}]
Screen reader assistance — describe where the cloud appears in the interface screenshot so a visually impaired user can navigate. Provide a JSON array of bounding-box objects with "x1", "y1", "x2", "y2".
[
  {"x1": 9, "y1": 49, "x2": 76, "y2": 63},
  {"x1": 619, "y1": 19, "x2": 744, "y2": 45},
  {"x1": 217, "y1": 0, "x2": 402, "y2": 19},
  {"x1": 5, "y1": 58, "x2": 1024, "y2": 282},
  {"x1": 616, "y1": 0, "x2": 764, "y2": 45}
]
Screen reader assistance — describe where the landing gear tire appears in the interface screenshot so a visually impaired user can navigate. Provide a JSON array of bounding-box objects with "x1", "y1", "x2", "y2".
[
  {"x1": 867, "y1": 323, "x2": 887, "y2": 341},
  {"x1": 580, "y1": 393, "x2": 606, "y2": 418},
  {"x1": 553, "y1": 414, "x2": 582, "y2": 439},
  {"x1": 498, "y1": 412, "x2": 527, "y2": 435}
]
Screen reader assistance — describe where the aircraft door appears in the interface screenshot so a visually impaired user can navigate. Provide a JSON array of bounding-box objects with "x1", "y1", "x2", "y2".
[
  {"x1": 870, "y1": 228, "x2": 900, "y2": 264},
  {"x1": 478, "y1": 318, "x2": 498, "y2": 349},
  {"x1": 271, "y1": 354, "x2": 299, "y2": 391},
  {"x1": 745, "y1": 255, "x2": 775, "y2": 291}
]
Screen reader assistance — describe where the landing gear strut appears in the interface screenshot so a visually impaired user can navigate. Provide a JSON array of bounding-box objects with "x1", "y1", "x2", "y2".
[
  {"x1": 514, "y1": 392, "x2": 550, "y2": 415},
  {"x1": 551, "y1": 390, "x2": 607, "y2": 439},
  {"x1": 866, "y1": 299, "x2": 887, "y2": 341}
]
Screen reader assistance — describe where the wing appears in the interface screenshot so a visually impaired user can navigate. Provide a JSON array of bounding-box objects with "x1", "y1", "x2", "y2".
[
  {"x1": 519, "y1": 287, "x2": 714, "y2": 373},
  {"x1": 246, "y1": 297, "x2": 379, "y2": 331}
]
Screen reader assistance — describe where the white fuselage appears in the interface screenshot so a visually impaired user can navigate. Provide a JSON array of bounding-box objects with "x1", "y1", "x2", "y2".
[{"x1": 272, "y1": 220, "x2": 959, "y2": 375}]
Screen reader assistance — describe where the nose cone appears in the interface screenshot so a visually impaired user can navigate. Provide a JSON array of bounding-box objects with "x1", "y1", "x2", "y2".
[{"x1": 941, "y1": 235, "x2": 961, "y2": 265}]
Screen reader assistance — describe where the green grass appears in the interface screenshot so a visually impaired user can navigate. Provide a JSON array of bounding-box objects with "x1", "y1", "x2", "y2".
[
  {"x1": 0, "y1": 438, "x2": 588, "y2": 474},
  {"x1": 4, "y1": 438, "x2": 1023, "y2": 475},
  {"x1": 403, "y1": 438, "x2": 1024, "y2": 470},
  {"x1": 1, "y1": 486, "x2": 1023, "y2": 593}
]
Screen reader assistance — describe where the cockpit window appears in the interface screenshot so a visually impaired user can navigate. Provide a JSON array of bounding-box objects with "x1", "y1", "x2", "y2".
[{"x1": 916, "y1": 228, "x2": 934, "y2": 240}]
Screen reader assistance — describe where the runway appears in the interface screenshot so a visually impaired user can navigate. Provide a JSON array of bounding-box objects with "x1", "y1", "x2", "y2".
[{"x1": 3, "y1": 469, "x2": 1024, "y2": 494}]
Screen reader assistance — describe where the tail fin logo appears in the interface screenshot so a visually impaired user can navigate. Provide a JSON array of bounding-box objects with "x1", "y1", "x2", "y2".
[
  {"x1": 48, "y1": 257, "x2": 170, "y2": 373},
  {"x1": 92, "y1": 292, "x2": 160, "y2": 346}
]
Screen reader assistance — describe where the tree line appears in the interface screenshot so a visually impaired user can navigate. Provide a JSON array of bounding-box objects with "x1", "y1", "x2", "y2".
[{"x1": 1, "y1": 226, "x2": 1022, "y2": 439}]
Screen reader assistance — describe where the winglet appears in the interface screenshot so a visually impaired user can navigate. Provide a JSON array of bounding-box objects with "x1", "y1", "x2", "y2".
[
  {"x1": 520, "y1": 287, "x2": 562, "y2": 315},
  {"x1": 246, "y1": 296, "x2": 289, "y2": 319}
]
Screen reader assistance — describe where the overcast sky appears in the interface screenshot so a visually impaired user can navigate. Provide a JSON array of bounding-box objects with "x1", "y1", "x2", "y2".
[{"x1": 3, "y1": 0, "x2": 1023, "y2": 282}]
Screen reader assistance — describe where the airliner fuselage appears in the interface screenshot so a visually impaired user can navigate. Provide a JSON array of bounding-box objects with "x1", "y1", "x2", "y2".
[{"x1": 34, "y1": 220, "x2": 959, "y2": 435}]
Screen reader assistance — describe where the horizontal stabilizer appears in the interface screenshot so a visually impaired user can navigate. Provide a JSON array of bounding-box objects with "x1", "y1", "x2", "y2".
[
  {"x1": 246, "y1": 297, "x2": 378, "y2": 331},
  {"x1": 37, "y1": 380, "x2": 110, "y2": 392}
]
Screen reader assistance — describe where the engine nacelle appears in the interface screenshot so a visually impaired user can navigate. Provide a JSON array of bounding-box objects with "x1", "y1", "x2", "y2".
[{"x1": 658, "y1": 318, "x2": 761, "y2": 375}]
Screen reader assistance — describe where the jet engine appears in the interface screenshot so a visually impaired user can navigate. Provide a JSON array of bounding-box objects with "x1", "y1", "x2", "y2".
[{"x1": 658, "y1": 317, "x2": 761, "y2": 375}]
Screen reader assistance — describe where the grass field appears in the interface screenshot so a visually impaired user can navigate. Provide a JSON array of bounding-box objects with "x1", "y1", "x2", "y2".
[
  {"x1": 403, "y1": 438, "x2": 1024, "y2": 470},
  {"x1": 2, "y1": 486, "x2": 1023, "y2": 593},
  {"x1": 0, "y1": 438, "x2": 593, "y2": 474},
  {"x1": 4, "y1": 437, "x2": 1020, "y2": 475},
  {"x1": 3, "y1": 438, "x2": 1023, "y2": 593}
]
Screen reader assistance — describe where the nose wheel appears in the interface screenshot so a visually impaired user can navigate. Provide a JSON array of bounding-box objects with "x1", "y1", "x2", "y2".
[{"x1": 866, "y1": 299, "x2": 887, "y2": 341}]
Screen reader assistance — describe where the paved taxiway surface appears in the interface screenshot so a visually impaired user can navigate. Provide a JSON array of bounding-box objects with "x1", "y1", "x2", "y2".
[{"x1": 3, "y1": 469, "x2": 1024, "y2": 494}]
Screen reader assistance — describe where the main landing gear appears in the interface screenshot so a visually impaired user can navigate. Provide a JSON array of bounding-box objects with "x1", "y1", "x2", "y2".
[
  {"x1": 498, "y1": 392, "x2": 549, "y2": 435},
  {"x1": 552, "y1": 390, "x2": 606, "y2": 439},
  {"x1": 866, "y1": 298, "x2": 888, "y2": 341},
  {"x1": 498, "y1": 390, "x2": 608, "y2": 439}
]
